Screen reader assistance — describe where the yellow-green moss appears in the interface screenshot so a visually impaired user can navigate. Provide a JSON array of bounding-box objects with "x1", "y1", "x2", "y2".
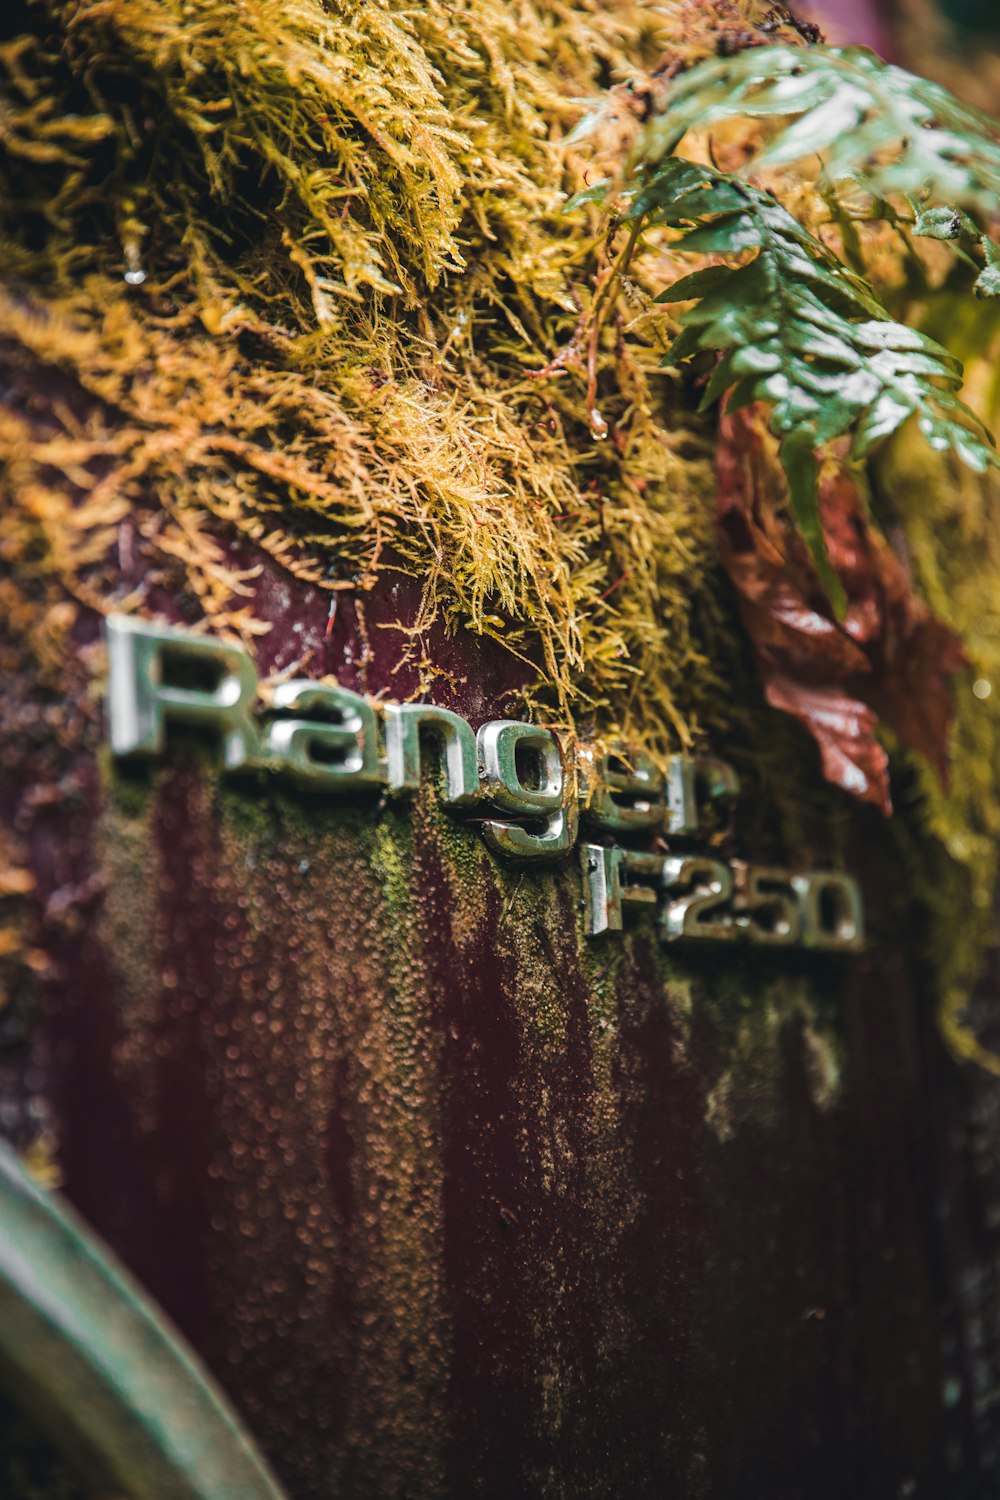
[
  {"x1": 0, "y1": 0, "x2": 762, "y2": 752},
  {"x1": 4, "y1": 0, "x2": 1000, "y2": 1071},
  {"x1": 873, "y1": 440, "x2": 1000, "y2": 1071}
]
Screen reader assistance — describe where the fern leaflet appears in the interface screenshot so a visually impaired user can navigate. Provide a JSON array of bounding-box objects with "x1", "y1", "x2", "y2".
[
  {"x1": 619, "y1": 159, "x2": 999, "y2": 607},
  {"x1": 635, "y1": 43, "x2": 1000, "y2": 294}
]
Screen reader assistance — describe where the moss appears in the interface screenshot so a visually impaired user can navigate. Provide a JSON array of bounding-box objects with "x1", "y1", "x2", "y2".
[
  {"x1": 3, "y1": 0, "x2": 999, "y2": 1076},
  {"x1": 198, "y1": 771, "x2": 453, "y2": 1494},
  {"x1": 872, "y1": 439, "x2": 1000, "y2": 1071},
  {"x1": 0, "y1": 0, "x2": 777, "y2": 753},
  {"x1": 700, "y1": 978, "x2": 845, "y2": 1143}
]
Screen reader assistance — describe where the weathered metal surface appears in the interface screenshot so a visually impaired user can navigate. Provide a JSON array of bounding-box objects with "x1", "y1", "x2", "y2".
[
  {"x1": 100, "y1": 612, "x2": 864, "y2": 952},
  {"x1": 3, "y1": 549, "x2": 998, "y2": 1499}
]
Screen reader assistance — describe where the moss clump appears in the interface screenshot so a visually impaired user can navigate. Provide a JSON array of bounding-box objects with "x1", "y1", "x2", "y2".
[
  {"x1": 5, "y1": 0, "x2": 1000, "y2": 1066},
  {"x1": 0, "y1": 0, "x2": 796, "y2": 751}
]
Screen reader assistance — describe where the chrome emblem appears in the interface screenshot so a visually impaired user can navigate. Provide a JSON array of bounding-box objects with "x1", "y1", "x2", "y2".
[{"x1": 105, "y1": 616, "x2": 863, "y2": 953}]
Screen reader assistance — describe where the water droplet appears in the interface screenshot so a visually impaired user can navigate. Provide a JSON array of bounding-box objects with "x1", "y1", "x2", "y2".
[
  {"x1": 589, "y1": 408, "x2": 609, "y2": 441},
  {"x1": 973, "y1": 678, "x2": 991, "y2": 700},
  {"x1": 124, "y1": 268, "x2": 146, "y2": 286}
]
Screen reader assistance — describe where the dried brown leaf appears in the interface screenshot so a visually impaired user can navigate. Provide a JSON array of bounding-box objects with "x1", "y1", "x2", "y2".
[{"x1": 717, "y1": 407, "x2": 966, "y2": 813}]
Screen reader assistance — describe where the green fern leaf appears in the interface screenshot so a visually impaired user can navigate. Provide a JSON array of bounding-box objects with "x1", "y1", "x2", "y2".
[
  {"x1": 633, "y1": 44, "x2": 1000, "y2": 294},
  {"x1": 561, "y1": 47, "x2": 1000, "y2": 606},
  {"x1": 635, "y1": 44, "x2": 1000, "y2": 212},
  {"x1": 632, "y1": 160, "x2": 999, "y2": 608},
  {"x1": 976, "y1": 237, "x2": 1000, "y2": 297},
  {"x1": 561, "y1": 178, "x2": 612, "y2": 213}
]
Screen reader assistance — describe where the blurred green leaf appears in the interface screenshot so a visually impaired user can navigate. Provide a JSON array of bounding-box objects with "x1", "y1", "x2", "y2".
[{"x1": 561, "y1": 179, "x2": 611, "y2": 213}]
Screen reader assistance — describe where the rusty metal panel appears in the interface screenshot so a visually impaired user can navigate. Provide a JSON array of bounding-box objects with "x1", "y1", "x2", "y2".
[{"x1": 3, "y1": 556, "x2": 997, "y2": 1498}]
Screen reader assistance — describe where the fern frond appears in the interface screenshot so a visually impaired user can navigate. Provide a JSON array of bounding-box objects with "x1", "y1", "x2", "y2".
[
  {"x1": 638, "y1": 43, "x2": 1000, "y2": 212},
  {"x1": 621, "y1": 159, "x2": 999, "y2": 607},
  {"x1": 635, "y1": 43, "x2": 1000, "y2": 295},
  {"x1": 560, "y1": 45, "x2": 1000, "y2": 604}
]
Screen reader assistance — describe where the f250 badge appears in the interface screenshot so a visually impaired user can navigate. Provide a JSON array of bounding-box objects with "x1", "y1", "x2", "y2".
[{"x1": 105, "y1": 615, "x2": 863, "y2": 954}]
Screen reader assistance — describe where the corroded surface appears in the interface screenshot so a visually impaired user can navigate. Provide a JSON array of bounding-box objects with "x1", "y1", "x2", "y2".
[
  {"x1": 3, "y1": 2, "x2": 1000, "y2": 1492},
  {"x1": 2, "y1": 567, "x2": 996, "y2": 1497}
]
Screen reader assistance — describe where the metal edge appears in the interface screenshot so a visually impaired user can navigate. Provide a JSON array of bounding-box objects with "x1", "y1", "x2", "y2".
[{"x1": 0, "y1": 1139, "x2": 288, "y2": 1500}]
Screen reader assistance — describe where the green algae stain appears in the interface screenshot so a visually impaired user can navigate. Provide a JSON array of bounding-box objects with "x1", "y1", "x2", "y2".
[{"x1": 187, "y1": 768, "x2": 454, "y2": 1498}]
